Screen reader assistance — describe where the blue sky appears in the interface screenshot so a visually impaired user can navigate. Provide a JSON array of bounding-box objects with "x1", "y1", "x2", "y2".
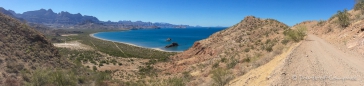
[{"x1": 0, "y1": 0, "x2": 355, "y2": 27}]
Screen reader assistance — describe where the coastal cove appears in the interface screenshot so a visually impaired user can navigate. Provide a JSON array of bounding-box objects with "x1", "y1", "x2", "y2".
[{"x1": 91, "y1": 28, "x2": 225, "y2": 52}]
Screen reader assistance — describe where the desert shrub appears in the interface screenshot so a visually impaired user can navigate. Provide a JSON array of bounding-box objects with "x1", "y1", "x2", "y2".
[
  {"x1": 211, "y1": 68, "x2": 232, "y2": 86},
  {"x1": 30, "y1": 69, "x2": 50, "y2": 86},
  {"x1": 100, "y1": 60, "x2": 107, "y2": 64},
  {"x1": 283, "y1": 26, "x2": 307, "y2": 42},
  {"x1": 182, "y1": 71, "x2": 192, "y2": 79},
  {"x1": 50, "y1": 70, "x2": 77, "y2": 86},
  {"x1": 213, "y1": 62, "x2": 219, "y2": 68},
  {"x1": 355, "y1": 0, "x2": 364, "y2": 14},
  {"x1": 243, "y1": 57, "x2": 251, "y2": 63},
  {"x1": 110, "y1": 59, "x2": 117, "y2": 65},
  {"x1": 5, "y1": 77, "x2": 19, "y2": 86},
  {"x1": 265, "y1": 39, "x2": 271, "y2": 44},
  {"x1": 226, "y1": 57, "x2": 238, "y2": 69},
  {"x1": 99, "y1": 63, "x2": 104, "y2": 67},
  {"x1": 29, "y1": 69, "x2": 77, "y2": 86},
  {"x1": 118, "y1": 62, "x2": 123, "y2": 66},
  {"x1": 337, "y1": 9, "x2": 350, "y2": 28},
  {"x1": 244, "y1": 48, "x2": 250, "y2": 52},
  {"x1": 265, "y1": 45, "x2": 273, "y2": 52},
  {"x1": 147, "y1": 77, "x2": 186, "y2": 86},
  {"x1": 95, "y1": 71, "x2": 112, "y2": 86},
  {"x1": 93, "y1": 66, "x2": 97, "y2": 71},
  {"x1": 281, "y1": 39, "x2": 289, "y2": 45},
  {"x1": 146, "y1": 59, "x2": 157, "y2": 65},
  {"x1": 220, "y1": 57, "x2": 227, "y2": 63},
  {"x1": 138, "y1": 65, "x2": 156, "y2": 75},
  {"x1": 317, "y1": 20, "x2": 326, "y2": 26},
  {"x1": 166, "y1": 77, "x2": 185, "y2": 86}
]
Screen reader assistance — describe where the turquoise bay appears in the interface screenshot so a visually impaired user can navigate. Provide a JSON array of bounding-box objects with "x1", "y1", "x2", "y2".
[{"x1": 92, "y1": 28, "x2": 225, "y2": 52}]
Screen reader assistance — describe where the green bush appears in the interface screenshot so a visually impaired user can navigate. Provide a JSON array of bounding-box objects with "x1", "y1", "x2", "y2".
[{"x1": 337, "y1": 9, "x2": 350, "y2": 28}]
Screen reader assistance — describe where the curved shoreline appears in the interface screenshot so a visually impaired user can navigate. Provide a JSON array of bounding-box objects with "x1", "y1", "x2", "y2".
[{"x1": 89, "y1": 32, "x2": 183, "y2": 53}]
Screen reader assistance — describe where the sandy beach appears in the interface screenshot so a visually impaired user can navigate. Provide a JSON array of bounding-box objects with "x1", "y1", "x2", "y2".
[{"x1": 89, "y1": 33, "x2": 183, "y2": 52}]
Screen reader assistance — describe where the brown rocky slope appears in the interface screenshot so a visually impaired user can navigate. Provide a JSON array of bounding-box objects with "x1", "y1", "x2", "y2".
[{"x1": 156, "y1": 16, "x2": 297, "y2": 85}]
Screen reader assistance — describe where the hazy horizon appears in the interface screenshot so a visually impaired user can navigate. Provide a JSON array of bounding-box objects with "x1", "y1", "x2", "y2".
[{"x1": 0, "y1": 0, "x2": 355, "y2": 27}]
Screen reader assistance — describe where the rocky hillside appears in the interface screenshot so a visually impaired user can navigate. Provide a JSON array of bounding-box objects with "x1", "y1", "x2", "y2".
[
  {"x1": 0, "y1": 13, "x2": 68, "y2": 85},
  {"x1": 156, "y1": 16, "x2": 297, "y2": 85}
]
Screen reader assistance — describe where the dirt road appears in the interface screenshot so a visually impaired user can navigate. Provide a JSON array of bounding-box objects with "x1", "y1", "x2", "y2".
[
  {"x1": 269, "y1": 34, "x2": 364, "y2": 85},
  {"x1": 229, "y1": 34, "x2": 364, "y2": 85}
]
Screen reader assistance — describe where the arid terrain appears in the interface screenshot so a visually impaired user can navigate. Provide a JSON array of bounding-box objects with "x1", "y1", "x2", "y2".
[
  {"x1": 229, "y1": 34, "x2": 364, "y2": 85},
  {"x1": 271, "y1": 34, "x2": 364, "y2": 85},
  {"x1": 1, "y1": 1, "x2": 364, "y2": 86},
  {"x1": 228, "y1": 4, "x2": 364, "y2": 85}
]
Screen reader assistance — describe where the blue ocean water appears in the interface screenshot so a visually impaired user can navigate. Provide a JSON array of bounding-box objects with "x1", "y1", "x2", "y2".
[{"x1": 93, "y1": 27, "x2": 225, "y2": 52}]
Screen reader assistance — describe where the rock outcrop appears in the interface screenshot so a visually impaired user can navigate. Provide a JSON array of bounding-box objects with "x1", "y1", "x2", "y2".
[{"x1": 165, "y1": 42, "x2": 178, "y2": 48}]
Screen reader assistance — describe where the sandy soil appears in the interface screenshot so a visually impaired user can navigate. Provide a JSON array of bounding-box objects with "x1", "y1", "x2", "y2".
[
  {"x1": 229, "y1": 34, "x2": 364, "y2": 85},
  {"x1": 53, "y1": 41, "x2": 93, "y2": 50},
  {"x1": 61, "y1": 34, "x2": 78, "y2": 36}
]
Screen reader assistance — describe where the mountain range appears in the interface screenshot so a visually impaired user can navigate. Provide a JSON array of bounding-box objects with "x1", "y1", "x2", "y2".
[{"x1": 0, "y1": 7, "x2": 193, "y2": 29}]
